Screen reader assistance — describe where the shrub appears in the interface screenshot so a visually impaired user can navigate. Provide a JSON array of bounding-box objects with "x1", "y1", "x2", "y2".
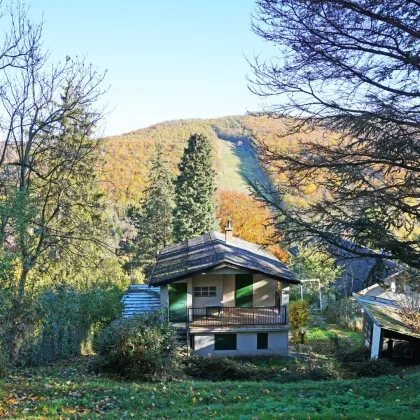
[
  {"x1": 184, "y1": 356, "x2": 260, "y2": 381},
  {"x1": 289, "y1": 301, "x2": 309, "y2": 329},
  {"x1": 273, "y1": 370, "x2": 302, "y2": 383},
  {"x1": 305, "y1": 367, "x2": 337, "y2": 381},
  {"x1": 351, "y1": 358, "x2": 396, "y2": 378},
  {"x1": 94, "y1": 311, "x2": 178, "y2": 381},
  {"x1": 12, "y1": 285, "x2": 123, "y2": 366},
  {"x1": 336, "y1": 347, "x2": 370, "y2": 366}
]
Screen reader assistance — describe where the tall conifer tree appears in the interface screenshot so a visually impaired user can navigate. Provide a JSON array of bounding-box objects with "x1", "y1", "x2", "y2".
[
  {"x1": 174, "y1": 134, "x2": 218, "y2": 241},
  {"x1": 127, "y1": 143, "x2": 175, "y2": 277}
]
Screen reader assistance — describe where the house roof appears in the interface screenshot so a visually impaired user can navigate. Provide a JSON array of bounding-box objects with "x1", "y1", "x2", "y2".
[
  {"x1": 353, "y1": 293, "x2": 420, "y2": 339},
  {"x1": 328, "y1": 238, "x2": 403, "y2": 297},
  {"x1": 148, "y1": 232, "x2": 299, "y2": 287}
]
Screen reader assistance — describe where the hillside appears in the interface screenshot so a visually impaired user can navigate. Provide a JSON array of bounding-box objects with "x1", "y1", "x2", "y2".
[
  {"x1": 101, "y1": 116, "x2": 270, "y2": 210},
  {"x1": 101, "y1": 115, "x2": 333, "y2": 212}
]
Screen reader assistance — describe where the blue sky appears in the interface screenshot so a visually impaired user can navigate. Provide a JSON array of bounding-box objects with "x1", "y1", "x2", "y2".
[{"x1": 28, "y1": 0, "x2": 272, "y2": 136}]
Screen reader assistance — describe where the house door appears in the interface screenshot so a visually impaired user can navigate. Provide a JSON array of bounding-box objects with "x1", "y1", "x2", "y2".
[
  {"x1": 169, "y1": 283, "x2": 187, "y2": 322},
  {"x1": 235, "y1": 274, "x2": 253, "y2": 307}
]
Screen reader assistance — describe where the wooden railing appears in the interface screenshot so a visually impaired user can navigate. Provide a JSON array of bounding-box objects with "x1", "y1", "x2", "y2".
[{"x1": 188, "y1": 306, "x2": 287, "y2": 327}]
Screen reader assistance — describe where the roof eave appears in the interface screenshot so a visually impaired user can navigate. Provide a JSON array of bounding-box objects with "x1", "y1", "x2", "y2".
[{"x1": 149, "y1": 261, "x2": 300, "y2": 287}]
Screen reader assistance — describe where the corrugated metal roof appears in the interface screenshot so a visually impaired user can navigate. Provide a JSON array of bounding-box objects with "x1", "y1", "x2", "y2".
[
  {"x1": 149, "y1": 232, "x2": 299, "y2": 286},
  {"x1": 121, "y1": 284, "x2": 161, "y2": 319}
]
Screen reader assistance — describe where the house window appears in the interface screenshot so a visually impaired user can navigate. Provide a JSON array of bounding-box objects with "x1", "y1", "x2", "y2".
[
  {"x1": 194, "y1": 286, "x2": 216, "y2": 297},
  {"x1": 257, "y1": 333, "x2": 268, "y2": 350},
  {"x1": 214, "y1": 334, "x2": 237, "y2": 351}
]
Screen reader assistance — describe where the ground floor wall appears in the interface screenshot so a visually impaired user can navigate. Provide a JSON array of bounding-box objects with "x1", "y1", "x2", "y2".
[{"x1": 191, "y1": 330, "x2": 289, "y2": 357}]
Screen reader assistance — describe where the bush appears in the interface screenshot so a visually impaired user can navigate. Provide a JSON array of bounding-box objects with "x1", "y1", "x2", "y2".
[
  {"x1": 184, "y1": 356, "x2": 261, "y2": 381},
  {"x1": 289, "y1": 301, "x2": 309, "y2": 329},
  {"x1": 305, "y1": 367, "x2": 337, "y2": 381},
  {"x1": 336, "y1": 347, "x2": 370, "y2": 366},
  {"x1": 94, "y1": 311, "x2": 178, "y2": 381},
  {"x1": 12, "y1": 285, "x2": 123, "y2": 366},
  {"x1": 351, "y1": 358, "x2": 396, "y2": 378}
]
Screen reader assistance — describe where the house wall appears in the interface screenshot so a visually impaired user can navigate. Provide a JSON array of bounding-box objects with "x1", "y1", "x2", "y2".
[
  {"x1": 192, "y1": 274, "x2": 224, "y2": 307},
  {"x1": 222, "y1": 274, "x2": 235, "y2": 306},
  {"x1": 253, "y1": 275, "x2": 277, "y2": 307},
  {"x1": 160, "y1": 284, "x2": 169, "y2": 315},
  {"x1": 192, "y1": 331, "x2": 289, "y2": 357},
  {"x1": 168, "y1": 270, "x2": 288, "y2": 310},
  {"x1": 282, "y1": 285, "x2": 290, "y2": 309}
]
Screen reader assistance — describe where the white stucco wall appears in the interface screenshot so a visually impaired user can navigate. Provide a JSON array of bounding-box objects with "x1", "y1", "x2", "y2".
[
  {"x1": 192, "y1": 330, "x2": 289, "y2": 357},
  {"x1": 281, "y1": 285, "x2": 290, "y2": 309},
  {"x1": 253, "y1": 275, "x2": 277, "y2": 307},
  {"x1": 160, "y1": 284, "x2": 169, "y2": 318},
  {"x1": 222, "y1": 274, "x2": 235, "y2": 306},
  {"x1": 192, "y1": 274, "x2": 224, "y2": 307}
]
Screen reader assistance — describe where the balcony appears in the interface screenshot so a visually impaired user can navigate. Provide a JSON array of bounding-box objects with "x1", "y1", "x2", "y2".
[{"x1": 188, "y1": 306, "x2": 287, "y2": 328}]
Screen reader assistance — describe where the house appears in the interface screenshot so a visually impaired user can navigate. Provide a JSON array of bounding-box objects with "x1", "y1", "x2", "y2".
[
  {"x1": 353, "y1": 292, "x2": 420, "y2": 363},
  {"x1": 147, "y1": 223, "x2": 300, "y2": 357}
]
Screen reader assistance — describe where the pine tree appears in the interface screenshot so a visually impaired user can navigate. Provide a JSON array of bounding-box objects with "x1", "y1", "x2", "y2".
[
  {"x1": 127, "y1": 143, "x2": 175, "y2": 277},
  {"x1": 173, "y1": 133, "x2": 218, "y2": 241}
]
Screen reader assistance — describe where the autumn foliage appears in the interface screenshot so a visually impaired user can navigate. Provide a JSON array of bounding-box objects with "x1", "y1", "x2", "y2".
[{"x1": 217, "y1": 190, "x2": 288, "y2": 262}]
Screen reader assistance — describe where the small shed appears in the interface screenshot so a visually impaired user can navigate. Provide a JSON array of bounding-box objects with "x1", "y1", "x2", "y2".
[{"x1": 354, "y1": 293, "x2": 420, "y2": 363}]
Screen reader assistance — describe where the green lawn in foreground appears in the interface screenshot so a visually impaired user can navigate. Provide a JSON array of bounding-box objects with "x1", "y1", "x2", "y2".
[{"x1": 1, "y1": 363, "x2": 419, "y2": 419}]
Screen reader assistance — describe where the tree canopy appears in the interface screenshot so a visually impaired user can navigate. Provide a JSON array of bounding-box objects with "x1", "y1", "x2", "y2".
[
  {"x1": 125, "y1": 143, "x2": 175, "y2": 278},
  {"x1": 173, "y1": 134, "x2": 218, "y2": 241},
  {"x1": 250, "y1": 0, "x2": 420, "y2": 270}
]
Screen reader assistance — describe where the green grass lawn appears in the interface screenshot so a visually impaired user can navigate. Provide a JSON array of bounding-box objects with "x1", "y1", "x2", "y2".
[{"x1": 1, "y1": 362, "x2": 419, "y2": 419}]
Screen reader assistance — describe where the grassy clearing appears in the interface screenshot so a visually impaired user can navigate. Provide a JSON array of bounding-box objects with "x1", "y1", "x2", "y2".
[
  {"x1": 215, "y1": 137, "x2": 268, "y2": 192},
  {"x1": 0, "y1": 362, "x2": 419, "y2": 419},
  {"x1": 215, "y1": 137, "x2": 249, "y2": 191}
]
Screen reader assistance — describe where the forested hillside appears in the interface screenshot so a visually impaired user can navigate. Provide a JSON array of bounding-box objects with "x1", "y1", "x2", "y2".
[
  {"x1": 101, "y1": 114, "x2": 335, "y2": 219},
  {"x1": 101, "y1": 116, "x2": 267, "y2": 211}
]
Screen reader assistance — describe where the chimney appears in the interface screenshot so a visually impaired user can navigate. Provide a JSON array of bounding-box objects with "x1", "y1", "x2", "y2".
[{"x1": 225, "y1": 218, "x2": 233, "y2": 242}]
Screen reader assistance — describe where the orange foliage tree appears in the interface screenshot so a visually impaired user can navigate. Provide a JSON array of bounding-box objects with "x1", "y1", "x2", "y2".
[{"x1": 217, "y1": 190, "x2": 288, "y2": 262}]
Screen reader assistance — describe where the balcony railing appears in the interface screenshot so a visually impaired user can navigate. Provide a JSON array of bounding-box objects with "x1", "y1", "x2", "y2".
[{"x1": 188, "y1": 306, "x2": 287, "y2": 327}]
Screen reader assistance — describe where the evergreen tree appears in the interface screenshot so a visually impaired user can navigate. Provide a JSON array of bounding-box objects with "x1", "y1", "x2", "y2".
[
  {"x1": 127, "y1": 143, "x2": 175, "y2": 277},
  {"x1": 173, "y1": 134, "x2": 218, "y2": 241}
]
